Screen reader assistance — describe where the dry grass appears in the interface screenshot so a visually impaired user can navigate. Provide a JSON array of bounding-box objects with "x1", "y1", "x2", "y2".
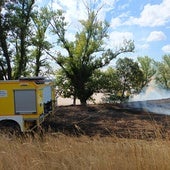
[
  {"x1": 1, "y1": 104, "x2": 170, "y2": 170},
  {"x1": 1, "y1": 133, "x2": 170, "y2": 170}
]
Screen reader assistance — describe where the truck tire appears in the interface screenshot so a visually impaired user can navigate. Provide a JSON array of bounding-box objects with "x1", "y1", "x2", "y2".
[{"x1": 0, "y1": 120, "x2": 21, "y2": 136}]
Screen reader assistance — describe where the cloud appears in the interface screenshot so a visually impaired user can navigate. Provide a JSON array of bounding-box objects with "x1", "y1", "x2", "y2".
[
  {"x1": 45, "y1": 0, "x2": 120, "y2": 44},
  {"x1": 110, "y1": 11, "x2": 131, "y2": 29},
  {"x1": 162, "y1": 45, "x2": 170, "y2": 53},
  {"x1": 138, "y1": 43, "x2": 149, "y2": 50},
  {"x1": 49, "y1": 0, "x2": 117, "y2": 23},
  {"x1": 147, "y1": 31, "x2": 166, "y2": 42},
  {"x1": 51, "y1": 0, "x2": 86, "y2": 23},
  {"x1": 125, "y1": 0, "x2": 170, "y2": 27},
  {"x1": 110, "y1": 17, "x2": 122, "y2": 28},
  {"x1": 108, "y1": 31, "x2": 133, "y2": 48}
]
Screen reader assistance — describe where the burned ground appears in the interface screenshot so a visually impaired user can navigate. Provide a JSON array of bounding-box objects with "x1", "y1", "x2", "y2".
[{"x1": 42, "y1": 103, "x2": 170, "y2": 140}]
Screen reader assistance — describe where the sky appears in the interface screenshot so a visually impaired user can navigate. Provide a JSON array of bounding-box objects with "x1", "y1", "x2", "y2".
[{"x1": 36, "y1": 0, "x2": 170, "y2": 63}]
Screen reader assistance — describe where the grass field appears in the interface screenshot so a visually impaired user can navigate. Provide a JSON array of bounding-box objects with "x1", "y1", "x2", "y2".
[
  {"x1": 1, "y1": 104, "x2": 170, "y2": 170},
  {"x1": 1, "y1": 133, "x2": 170, "y2": 170}
]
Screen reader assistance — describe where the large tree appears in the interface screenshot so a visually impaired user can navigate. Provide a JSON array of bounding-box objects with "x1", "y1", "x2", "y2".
[
  {"x1": 50, "y1": 7, "x2": 134, "y2": 104},
  {"x1": 11, "y1": 0, "x2": 35, "y2": 79},
  {"x1": 0, "y1": 0, "x2": 54, "y2": 79},
  {"x1": 0, "y1": 0, "x2": 36, "y2": 79}
]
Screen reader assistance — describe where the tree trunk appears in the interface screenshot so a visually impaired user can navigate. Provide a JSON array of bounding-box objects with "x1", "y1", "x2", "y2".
[
  {"x1": 0, "y1": 48, "x2": 12, "y2": 80},
  {"x1": 73, "y1": 95, "x2": 76, "y2": 105},
  {"x1": 0, "y1": 70, "x2": 4, "y2": 80},
  {"x1": 0, "y1": 60, "x2": 7, "y2": 80},
  {"x1": 0, "y1": 18, "x2": 12, "y2": 80},
  {"x1": 14, "y1": 0, "x2": 35, "y2": 79},
  {"x1": 35, "y1": 47, "x2": 42, "y2": 76},
  {"x1": 80, "y1": 98, "x2": 87, "y2": 105}
]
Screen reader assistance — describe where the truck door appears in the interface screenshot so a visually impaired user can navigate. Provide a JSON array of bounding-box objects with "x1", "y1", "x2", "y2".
[{"x1": 14, "y1": 90, "x2": 36, "y2": 114}]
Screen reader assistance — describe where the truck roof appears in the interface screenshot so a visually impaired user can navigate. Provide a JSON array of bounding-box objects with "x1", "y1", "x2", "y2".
[{"x1": 0, "y1": 77, "x2": 53, "y2": 84}]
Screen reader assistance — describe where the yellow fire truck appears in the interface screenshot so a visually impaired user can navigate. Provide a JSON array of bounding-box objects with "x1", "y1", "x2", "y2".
[{"x1": 0, "y1": 77, "x2": 55, "y2": 133}]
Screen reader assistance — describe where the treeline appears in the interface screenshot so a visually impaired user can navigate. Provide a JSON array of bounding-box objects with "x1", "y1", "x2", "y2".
[
  {"x1": 56, "y1": 55, "x2": 170, "y2": 104},
  {"x1": 0, "y1": 0, "x2": 169, "y2": 104},
  {"x1": 0, "y1": 0, "x2": 53, "y2": 79}
]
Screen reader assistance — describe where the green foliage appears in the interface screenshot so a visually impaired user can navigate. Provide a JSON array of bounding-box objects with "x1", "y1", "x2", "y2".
[
  {"x1": 0, "y1": 0, "x2": 36, "y2": 79},
  {"x1": 102, "y1": 58, "x2": 144, "y2": 103},
  {"x1": 116, "y1": 58, "x2": 144, "y2": 101},
  {"x1": 10, "y1": 0, "x2": 35, "y2": 79},
  {"x1": 99, "y1": 67, "x2": 122, "y2": 103},
  {"x1": 0, "y1": 1, "x2": 54, "y2": 79},
  {"x1": 50, "y1": 7, "x2": 134, "y2": 104},
  {"x1": 137, "y1": 56, "x2": 156, "y2": 88},
  {"x1": 56, "y1": 69, "x2": 74, "y2": 98},
  {"x1": 155, "y1": 55, "x2": 170, "y2": 89},
  {"x1": 93, "y1": 57, "x2": 149, "y2": 103},
  {"x1": 30, "y1": 7, "x2": 53, "y2": 76}
]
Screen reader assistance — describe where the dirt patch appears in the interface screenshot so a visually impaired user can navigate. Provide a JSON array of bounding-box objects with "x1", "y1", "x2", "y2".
[{"x1": 42, "y1": 104, "x2": 170, "y2": 139}]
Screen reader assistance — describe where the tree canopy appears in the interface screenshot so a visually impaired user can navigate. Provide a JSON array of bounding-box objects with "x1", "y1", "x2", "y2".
[
  {"x1": 0, "y1": 0, "x2": 52, "y2": 79},
  {"x1": 50, "y1": 7, "x2": 134, "y2": 104},
  {"x1": 156, "y1": 55, "x2": 170, "y2": 89},
  {"x1": 137, "y1": 56, "x2": 156, "y2": 88},
  {"x1": 0, "y1": 0, "x2": 169, "y2": 105}
]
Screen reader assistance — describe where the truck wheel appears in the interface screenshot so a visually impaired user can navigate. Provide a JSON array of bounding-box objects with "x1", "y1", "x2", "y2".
[{"x1": 0, "y1": 120, "x2": 21, "y2": 136}]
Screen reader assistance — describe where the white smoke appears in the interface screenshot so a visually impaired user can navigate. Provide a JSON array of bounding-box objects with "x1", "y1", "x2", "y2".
[
  {"x1": 128, "y1": 79, "x2": 170, "y2": 115},
  {"x1": 129, "y1": 79, "x2": 170, "y2": 101}
]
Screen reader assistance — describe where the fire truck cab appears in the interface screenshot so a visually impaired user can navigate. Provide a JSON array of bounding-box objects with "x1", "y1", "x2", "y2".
[{"x1": 0, "y1": 77, "x2": 55, "y2": 133}]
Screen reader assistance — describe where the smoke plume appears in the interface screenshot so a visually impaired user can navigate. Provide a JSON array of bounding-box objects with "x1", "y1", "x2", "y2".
[{"x1": 127, "y1": 79, "x2": 170, "y2": 115}]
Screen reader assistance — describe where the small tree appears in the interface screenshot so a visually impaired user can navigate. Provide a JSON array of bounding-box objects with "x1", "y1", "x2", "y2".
[
  {"x1": 156, "y1": 55, "x2": 170, "y2": 89},
  {"x1": 100, "y1": 67, "x2": 122, "y2": 103},
  {"x1": 137, "y1": 56, "x2": 156, "y2": 88},
  {"x1": 115, "y1": 57, "x2": 144, "y2": 101}
]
